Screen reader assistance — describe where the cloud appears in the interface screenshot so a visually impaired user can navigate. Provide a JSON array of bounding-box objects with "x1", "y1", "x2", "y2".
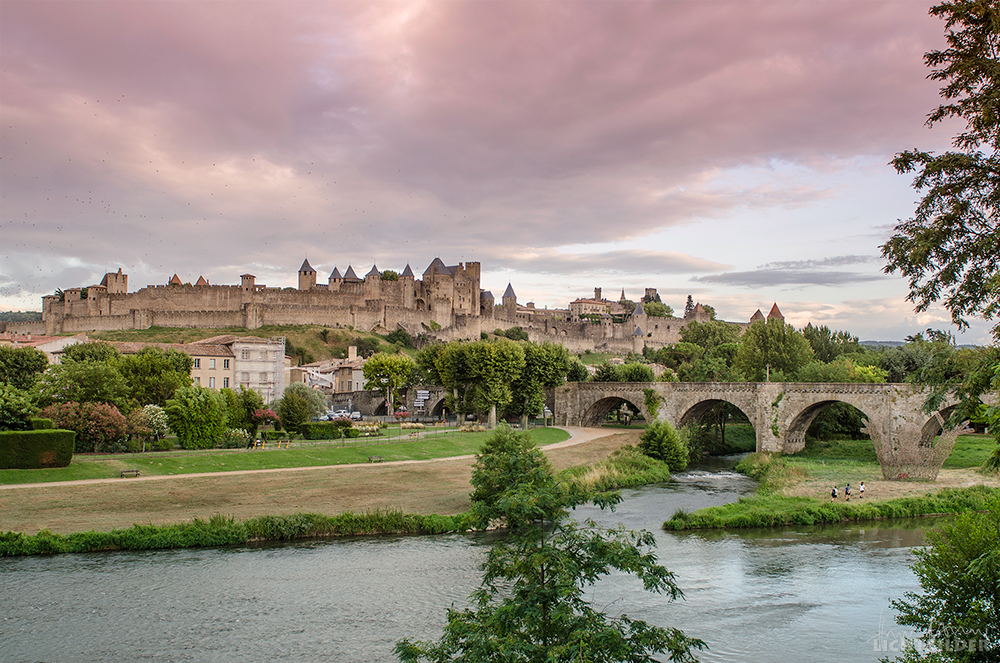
[{"x1": 692, "y1": 255, "x2": 888, "y2": 288}]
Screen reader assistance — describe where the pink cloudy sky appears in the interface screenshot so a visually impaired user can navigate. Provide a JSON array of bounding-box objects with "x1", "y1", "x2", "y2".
[{"x1": 0, "y1": 1, "x2": 989, "y2": 342}]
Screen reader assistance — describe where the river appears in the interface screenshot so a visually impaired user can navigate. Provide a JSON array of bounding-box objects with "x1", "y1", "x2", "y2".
[{"x1": 0, "y1": 465, "x2": 926, "y2": 662}]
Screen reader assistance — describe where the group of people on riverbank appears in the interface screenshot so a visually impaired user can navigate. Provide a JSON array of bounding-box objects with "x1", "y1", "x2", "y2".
[{"x1": 830, "y1": 481, "x2": 864, "y2": 501}]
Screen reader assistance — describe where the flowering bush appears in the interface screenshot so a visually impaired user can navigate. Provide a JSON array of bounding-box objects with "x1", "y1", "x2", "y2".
[
  {"x1": 220, "y1": 428, "x2": 251, "y2": 449},
  {"x1": 43, "y1": 401, "x2": 128, "y2": 453},
  {"x1": 251, "y1": 408, "x2": 279, "y2": 427},
  {"x1": 394, "y1": 411, "x2": 410, "y2": 421}
]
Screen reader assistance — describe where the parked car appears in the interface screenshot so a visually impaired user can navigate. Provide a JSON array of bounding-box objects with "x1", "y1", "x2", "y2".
[
  {"x1": 332, "y1": 409, "x2": 349, "y2": 418},
  {"x1": 350, "y1": 411, "x2": 362, "y2": 421}
]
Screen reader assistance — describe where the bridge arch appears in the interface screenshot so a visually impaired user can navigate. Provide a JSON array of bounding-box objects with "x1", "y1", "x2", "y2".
[
  {"x1": 580, "y1": 396, "x2": 646, "y2": 427},
  {"x1": 920, "y1": 405, "x2": 960, "y2": 447},
  {"x1": 677, "y1": 398, "x2": 755, "y2": 430},
  {"x1": 783, "y1": 399, "x2": 877, "y2": 453}
]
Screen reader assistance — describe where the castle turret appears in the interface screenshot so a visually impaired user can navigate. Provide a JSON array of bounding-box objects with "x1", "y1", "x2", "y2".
[
  {"x1": 100, "y1": 268, "x2": 127, "y2": 294},
  {"x1": 327, "y1": 267, "x2": 342, "y2": 291},
  {"x1": 298, "y1": 258, "x2": 317, "y2": 291},
  {"x1": 241, "y1": 274, "x2": 256, "y2": 295},
  {"x1": 767, "y1": 303, "x2": 784, "y2": 322},
  {"x1": 502, "y1": 283, "x2": 517, "y2": 314}
]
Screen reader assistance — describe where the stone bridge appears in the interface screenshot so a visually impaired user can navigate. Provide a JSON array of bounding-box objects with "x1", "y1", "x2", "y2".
[{"x1": 554, "y1": 381, "x2": 969, "y2": 480}]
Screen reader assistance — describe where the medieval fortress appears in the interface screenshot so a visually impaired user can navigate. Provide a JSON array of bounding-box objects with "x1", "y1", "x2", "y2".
[{"x1": 14, "y1": 258, "x2": 765, "y2": 354}]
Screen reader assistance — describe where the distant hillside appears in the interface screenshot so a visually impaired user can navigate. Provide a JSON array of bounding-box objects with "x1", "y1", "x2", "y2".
[
  {"x1": 860, "y1": 340, "x2": 904, "y2": 348},
  {"x1": 0, "y1": 310, "x2": 42, "y2": 323}
]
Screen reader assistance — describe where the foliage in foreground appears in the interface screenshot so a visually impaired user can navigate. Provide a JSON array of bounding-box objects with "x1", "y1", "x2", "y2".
[
  {"x1": 0, "y1": 510, "x2": 465, "y2": 557},
  {"x1": 638, "y1": 420, "x2": 689, "y2": 472},
  {"x1": 663, "y1": 485, "x2": 1000, "y2": 531},
  {"x1": 883, "y1": 495, "x2": 999, "y2": 663},
  {"x1": 396, "y1": 425, "x2": 704, "y2": 662}
]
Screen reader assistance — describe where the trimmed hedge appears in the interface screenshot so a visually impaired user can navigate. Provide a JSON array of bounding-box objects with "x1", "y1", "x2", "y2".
[
  {"x1": 300, "y1": 422, "x2": 342, "y2": 440},
  {"x1": 30, "y1": 418, "x2": 54, "y2": 430},
  {"x1": 0, "y1": 429, "x2": 75, "y2": 469}
]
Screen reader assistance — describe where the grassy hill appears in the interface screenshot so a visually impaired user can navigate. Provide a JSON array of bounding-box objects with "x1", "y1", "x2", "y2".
[{"x1": 89, "y1": 324, "x2": 416, "y2": 363}]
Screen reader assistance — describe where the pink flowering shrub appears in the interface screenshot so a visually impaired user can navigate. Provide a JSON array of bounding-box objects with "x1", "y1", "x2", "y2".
[{"x1": 42, "y1": 401, "x2": 128, "y2": 453}]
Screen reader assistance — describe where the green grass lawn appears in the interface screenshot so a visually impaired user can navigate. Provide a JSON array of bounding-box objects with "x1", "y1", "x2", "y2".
[
  {"x1": 779, "y1": 434, "x2": 996, "y2": 484},
  {"x1": 0, "y1": 427, "x2": 569, "y2": 485}
]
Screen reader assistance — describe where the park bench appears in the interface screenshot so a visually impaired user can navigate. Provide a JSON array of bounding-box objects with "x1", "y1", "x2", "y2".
[
  {"x1": 120, "y1": 469, "x2": 141, "y2": 478},
  {"x1": 368, "y1": 455, "x2": 384, "y2": 463}
]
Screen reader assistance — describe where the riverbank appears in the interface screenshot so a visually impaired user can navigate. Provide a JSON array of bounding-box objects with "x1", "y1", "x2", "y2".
[
  {"x1": 0, "y1": 427, "x2": 638, "y2": 537},
  {"x1": 663, "y1": 434, "x2": 1000, "y2": 530}
]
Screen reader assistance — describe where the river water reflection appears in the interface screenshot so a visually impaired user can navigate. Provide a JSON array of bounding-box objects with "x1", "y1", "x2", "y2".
[{"x1": 1, "y1": 466, "x2": 926, "y2": 662}]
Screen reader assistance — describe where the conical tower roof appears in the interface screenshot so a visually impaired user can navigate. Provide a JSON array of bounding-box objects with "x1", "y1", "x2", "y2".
[
  {"x1": 633, "y1": 301, "x2": 645, "y2": 316},
  {"x1": 366, "y1": 264, "x2": 380, "y2": 278},
  {"x1": 169, "y1": 274, "x2": 182, "y2": 285},
  {"x1": 750, "y1": 309, "x2": 766, "y2": 323},
  {"x1": 299, "y1": 258, "x2": 314, "y2": 273},
  {"x1": 633, "y1": 325, "x2": 644, "y2": 336},
  {"x1": 195, "y1": 275, "x2": 209, "y2": 286},
  {"x1": 401, "y1": 264, "x2": 414, "y2": 278},
  {"x1": 329, "y1": 267, "x2": 342, "y2": 280},
  {"x1": 343, "y1": 265, "x2": 360, "y2": 281},
  {"x1": 503, "y1": 283, "x2": 516, "y2": 299},
  {"x1": 767, "y1": 303, "x2": 784, "y2": 320}
]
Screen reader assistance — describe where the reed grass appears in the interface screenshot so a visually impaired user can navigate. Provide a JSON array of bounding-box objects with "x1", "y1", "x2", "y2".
[{"x1": 0, "y1": 510, "x2": 469, "y2": 557}]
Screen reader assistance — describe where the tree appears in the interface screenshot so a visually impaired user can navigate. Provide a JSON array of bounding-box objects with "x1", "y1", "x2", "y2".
[
  {"x1": 802, "y1": 324, "x2": 861, "y2": 363},
  {"x1": 643, "y1": 301, "x2": 674, "y2": 318},
  {"x1": 881, "y1": 1, "x2": 1000, "y2": 340},
  {"x1": 505, "y1": 342, "x2": 570, "y2": 428},
  {"x1": 684, "y1": 295, "x2": 695, "y2": 317},
  {"x1": 566, "y1": 359, "x2": 590, "y2": 382},
  {"x1": 33, "y1": 360, "x2": 129, "y2": 410},
  {"x1": 679, "y1": 320, "x2": 741, "y2": 352},
  {"x1": 395, "y1": 426, "x2": 704, "y2": 662},
  {"x1": 355, "y1": 337, "x2": 381, "y2": 358},
  {"x1": 734, "y1": 319, "x2": 814, "y2": 382},
  {"x1": 117, "y1": 347, "x2": 192, "y2": 408},
  {"x1": 165, "y1": 384, "x2": 227, "y2": 449},
  {"x1": 593, "y1": 362, "x2": 621, "y2": 382},
  {"x1": 275, "y1": 382, "x2": 327, "y2": 432},
  {"x1": 61, "y1": 341, "x2": 122, "y2": 364},
  {"x1": 0, "y1": 346, "x2": 48, "y2": 391},
  {"x1": 883, "y1": 495, "x2": 999, "y2": 662},
  {"x1": 363, "y1": 352, "x2": 415, "y2": 414},
  {"x1": 465, "y1": 339, "x2": 525, "y2": 428},
  {"x1": 619, "y1": 362, "x2": 655, "y2": 382}
]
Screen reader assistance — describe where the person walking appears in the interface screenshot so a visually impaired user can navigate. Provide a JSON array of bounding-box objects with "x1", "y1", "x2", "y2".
[
  {"x1": 831, "y1": 486, "x2": 838, "y2": 501},
  {"x1": 845, "y1": 483, "x2": 851, "y2": 501},
  {"x1": 859, "y1": 481, "x2": 865, "y2": 499}
]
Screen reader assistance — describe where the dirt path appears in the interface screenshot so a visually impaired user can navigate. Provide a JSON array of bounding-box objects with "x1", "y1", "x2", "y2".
[
  {"x1": 785, "y1": 468, "x2": 1000, "y2": 501},
  {"x1": 0, "y1": 427, "x2": 635, "y2": 535}
]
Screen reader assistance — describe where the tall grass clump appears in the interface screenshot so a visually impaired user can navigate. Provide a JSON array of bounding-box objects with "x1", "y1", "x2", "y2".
[
  {"x1": 559, "y1": 445, "x2": 671, "y2": 493},
  {"x1": 735, "y1": 452, "x2": 805, "y2": 494}
]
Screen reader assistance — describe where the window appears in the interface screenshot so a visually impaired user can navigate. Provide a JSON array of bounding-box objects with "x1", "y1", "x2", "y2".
[
  {"x1": 223, "y1": 359, "x2": 230, "y2": 369},
  {"x1": 209, "y1": 377, "x2": 215, "y2": 389},
  {"x1": 193, "y1": 358, "x2": 201, "y2": 369},
  {"x1": 194, "y1": 376, "x2": 200, "y2": 385},
  {"x1": 241, "y1": 349, "x2": 251, "y2": 360},
  {"x1": 241, "y1": 372, "x2": 249, "y2": 384},
  {"x1": 259, "y1": 351, "x2": 266, "y2": 360},
  {"x1": 259, "y1": 372, "x2": 267, "y2": 382},
  {"x1": 223, "y1": 377, "x2": 229, "y2": 388},
  {"x1": 209, "y1": 359, "x2": 216, "y2": 369}
]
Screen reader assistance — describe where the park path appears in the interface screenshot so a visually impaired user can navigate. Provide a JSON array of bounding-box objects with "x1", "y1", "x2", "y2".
[{"x1": 0, "y1": 426, "x2": 610, "y2": 491}]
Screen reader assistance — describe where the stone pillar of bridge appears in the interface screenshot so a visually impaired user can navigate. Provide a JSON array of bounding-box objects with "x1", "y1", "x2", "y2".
[{"x1": 753, "y1": 382, "x2": 786, "y2": 453}]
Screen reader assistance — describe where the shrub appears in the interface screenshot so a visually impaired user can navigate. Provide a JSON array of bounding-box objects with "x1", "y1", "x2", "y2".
[
  {"x1": 30, "y1": 418, "x2": 53, "y2": 430},
  {"x1": 151, "y1": 438, "x2": 174, "y2": 451},
  {"x1": 0, "y1": 429, "x2": 75, "y2": 469},
  {"x1": 300, "y1": 422, "x2": 341, "y2": 440},
  {"x1": 638, "y1": 420, "x2": 689, "y2": 471},
  {"x1": 345, "y1": 428, "x2": 360, "y2": 439},
  {"x1": 42, "y1": 401, "x2": 128, "y2": 453},
  {"x1": 220, "y1": 428, "x2": 251, "y2": 448},
  {"x1": 165, "y1": 385, "x2": 226, "y2": 450},
  {"x1": 0, "y1": 384, "x2": 35, "y2": 431}
]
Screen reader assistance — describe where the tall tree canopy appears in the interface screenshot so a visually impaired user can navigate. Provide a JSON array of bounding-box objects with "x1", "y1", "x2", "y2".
[
  {"x1": 734, "y1": 319, "x2": 814, "y2": 382},
  {"x1": 881, "y1": 0, "x2": 1000, "y2": 340}
]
